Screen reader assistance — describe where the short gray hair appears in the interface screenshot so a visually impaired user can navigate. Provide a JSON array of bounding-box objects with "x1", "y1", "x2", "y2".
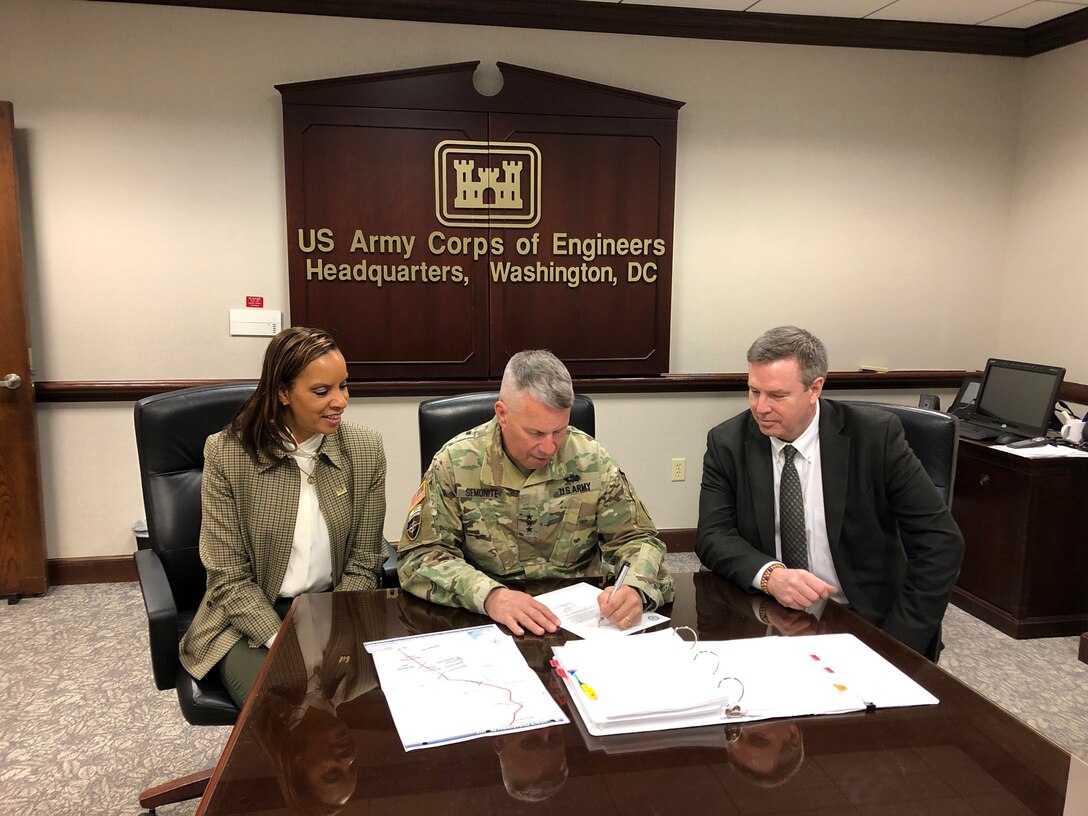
[
  {"x1": 747, "y1": 326, "x2": 828, "y2": 387},
  {"x1": 500, "y1": 350, "x2": 574, "y2": 409}
]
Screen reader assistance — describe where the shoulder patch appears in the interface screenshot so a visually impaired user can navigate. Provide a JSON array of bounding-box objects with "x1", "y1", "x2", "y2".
[{"x1": 405, "y1": 506, "x2": 422, "y2": 540}]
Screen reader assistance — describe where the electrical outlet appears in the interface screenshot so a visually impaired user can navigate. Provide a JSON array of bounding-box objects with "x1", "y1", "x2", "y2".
[{"x1": 671, "y1": 457, "x2": 686, "y2": 482}]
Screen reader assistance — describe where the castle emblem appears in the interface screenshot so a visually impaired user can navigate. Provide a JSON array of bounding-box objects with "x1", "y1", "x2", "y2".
[
  {"x1": 435, "y1": 140, "x2": 541, "y2": 228},
  {"x1": 453, "y1": 159, "x2": 524, "y2": 209}
]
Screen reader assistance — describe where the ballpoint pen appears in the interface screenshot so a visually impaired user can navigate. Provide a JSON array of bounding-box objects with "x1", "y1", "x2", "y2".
[{"x1": 598, "y1": 560, "x2": 632, "y2": 626}]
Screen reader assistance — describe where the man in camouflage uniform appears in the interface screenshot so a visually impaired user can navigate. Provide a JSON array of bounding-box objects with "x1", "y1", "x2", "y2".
[{"x1": 398, "y1": 350, "x2": 674, "y2": 636}]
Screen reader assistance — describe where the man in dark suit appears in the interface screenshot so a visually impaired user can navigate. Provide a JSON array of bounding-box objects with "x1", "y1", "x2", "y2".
[{"x1": 696, "y1": 326, "x2": 963, "y2": 659}]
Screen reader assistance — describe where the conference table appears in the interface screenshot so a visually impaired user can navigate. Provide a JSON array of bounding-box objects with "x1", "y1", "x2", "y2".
[{"x1": 195, "y1": 572, "x2": 1085, "y2": 815}]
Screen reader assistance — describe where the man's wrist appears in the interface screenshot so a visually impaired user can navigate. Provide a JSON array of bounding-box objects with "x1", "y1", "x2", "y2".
[
  {"x1": 472, "y1": 574, "x2": 505, "y2": 614},
  {"x1": 760, "y1": 562, "x2": 785, "y2": 594},
  {"x1": 482, "y1": 585, "x2": 505, "y2": 615}
]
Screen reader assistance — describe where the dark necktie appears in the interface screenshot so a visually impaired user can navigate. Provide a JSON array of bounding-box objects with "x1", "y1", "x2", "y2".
[{"x1": 780, "y1": 444, "x2": 808, "y2": 570}]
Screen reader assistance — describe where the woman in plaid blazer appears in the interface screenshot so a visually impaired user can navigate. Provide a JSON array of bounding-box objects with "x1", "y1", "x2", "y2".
[{"x1": 179, "y1": 327, "x2": 387, "y2": 706}]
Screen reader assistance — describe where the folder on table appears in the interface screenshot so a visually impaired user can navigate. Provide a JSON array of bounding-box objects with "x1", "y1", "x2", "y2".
[{"x1": 551, "y1": 630, "x2": 937, "y2": 737}]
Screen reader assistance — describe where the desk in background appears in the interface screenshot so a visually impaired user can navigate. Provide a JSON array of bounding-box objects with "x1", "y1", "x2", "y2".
[
  {"x1": 951, "y1": 440, "x2": 1088, "y2": 638},
  {"x1": 194, "y1": 574, "x2": 1078, "y2": 815}
]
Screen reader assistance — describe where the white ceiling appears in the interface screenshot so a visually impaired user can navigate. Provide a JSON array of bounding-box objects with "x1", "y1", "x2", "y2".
[{"x1": 587, "y1": 0, "x2": 1088, "y2": 28}]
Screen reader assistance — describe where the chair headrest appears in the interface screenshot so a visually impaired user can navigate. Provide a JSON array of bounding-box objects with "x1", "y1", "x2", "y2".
[{"x1": 417, "y1": 391, "x2": 595, "y2": 475}]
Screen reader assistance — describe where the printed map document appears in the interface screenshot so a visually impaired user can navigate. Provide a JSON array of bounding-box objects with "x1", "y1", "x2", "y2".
[
  {"x1": 552, "y1": 631, "x2": 937, "y2": 737},
  {"x1": 364, "y1": 625, "x2": 568, "y2": 751},
  {"x1": 535, "y1": 582, "x2": 670, "y2": 638}
]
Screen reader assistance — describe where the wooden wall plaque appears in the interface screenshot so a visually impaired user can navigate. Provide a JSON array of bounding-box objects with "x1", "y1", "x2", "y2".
[{"x1": 278, "y1": 62, "x2": 682, "y2": 379}]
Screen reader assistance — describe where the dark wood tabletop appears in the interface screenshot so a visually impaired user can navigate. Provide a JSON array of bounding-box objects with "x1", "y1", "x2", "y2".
[{"x1": 196, "y1": 571, "x2": 1082, "y2": 816}]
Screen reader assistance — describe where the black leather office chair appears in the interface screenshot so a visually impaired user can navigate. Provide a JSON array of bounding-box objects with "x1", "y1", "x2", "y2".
[
  {"x1": 382, "y1": 392, "x2": 597, "y2": 586},
  {"x1": 852, "y1": 401, "x2": 960, "y2": 664},
  {"x1": 133, "y1": 381, "x2": 256, "y2": 813},
  {"x1": 852, "y1": 401, "x2": 959, "y2": 508}
]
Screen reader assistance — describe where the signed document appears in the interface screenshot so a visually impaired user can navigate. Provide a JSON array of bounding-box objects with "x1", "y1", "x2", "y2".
[{"x1": 536, "y1": 582, "x2": 670, "y2": 639}]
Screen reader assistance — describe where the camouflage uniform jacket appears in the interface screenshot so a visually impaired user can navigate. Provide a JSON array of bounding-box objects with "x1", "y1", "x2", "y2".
[{"x1": 397, "y1": 418, "x2": 673, "y2": 613}]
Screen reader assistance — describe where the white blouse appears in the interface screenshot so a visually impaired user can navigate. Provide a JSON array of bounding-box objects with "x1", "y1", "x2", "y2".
[{"x1": 279, "y1": 432, "x2": 334, "y2": 599}]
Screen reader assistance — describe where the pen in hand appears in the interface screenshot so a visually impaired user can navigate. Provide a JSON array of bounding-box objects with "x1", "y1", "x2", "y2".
[{"x1": 598, "y1": 560, "x2": 632, "y2": 626}]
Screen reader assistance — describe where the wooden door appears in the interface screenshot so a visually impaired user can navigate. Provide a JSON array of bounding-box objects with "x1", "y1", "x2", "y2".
[{"x1": 0, "y1": 101, "x2": 47, "y2": 601}]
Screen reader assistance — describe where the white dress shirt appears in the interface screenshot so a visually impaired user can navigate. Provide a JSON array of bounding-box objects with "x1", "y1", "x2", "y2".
[{"x1": 753, "y1": 401, "x2": 847, "y2": 604}]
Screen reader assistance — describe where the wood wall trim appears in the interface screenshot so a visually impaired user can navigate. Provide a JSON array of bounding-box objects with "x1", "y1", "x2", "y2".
[
  {"x1": 35, "y1": 379, "x2": 243, "y2": 402},
  {"x1": 34, "y1": 369, "x2": 977, "y2": 402},
  {"x1": 1025, "y1": 6, "x2": 1088, "y2": 55},
  {"x1": 97, "y1": 0, "x2": 1088, "y2": 56},
  {"x1": 53, "y1": 538, "x2": 693, "y2": 585},
  {"x1": 659, "y1": 528, "x2": 695, "y2": 554},
  {"x1": 1062, "y1": 381, "x2": 1088, "y2": 405},
  {"x1": 31, "y1": 373, "x2": 1088, "y2": 404},
  {"x1": 48, "y1": 555, "x2": 137, "y2": 585}
]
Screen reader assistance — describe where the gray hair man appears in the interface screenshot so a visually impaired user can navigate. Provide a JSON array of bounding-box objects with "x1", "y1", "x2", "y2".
[{"x1": 398, "y1": 350, "x2": 674, "y2": 636}]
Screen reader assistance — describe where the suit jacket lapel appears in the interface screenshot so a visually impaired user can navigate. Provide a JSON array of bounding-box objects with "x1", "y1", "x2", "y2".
[
  {"x1": 256, "y1": 455, "x2": 299, "y2": 600},
  {"x1": 744, "y1": 425, "x2": 776, "y2": 554},
  {"x1": 820, "y1": 401, "x2": 849, "y2": 551}
]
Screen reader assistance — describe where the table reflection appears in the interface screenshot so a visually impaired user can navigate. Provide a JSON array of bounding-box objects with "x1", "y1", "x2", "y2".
[
  {"x1": 724, "y1": 721, "x2": 804, "y2": 787},
  {"x1": 495, "y1": 725, "x2": 569, "y2": 802},
  {"x1": 247, "y1": 593, "x2": 386, "y2": 815},
  {"x1": 198, "y1": 574, "x2": 1076, "y2": 816}
]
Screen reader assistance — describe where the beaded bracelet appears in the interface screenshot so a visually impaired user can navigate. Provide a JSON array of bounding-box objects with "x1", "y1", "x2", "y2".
[{"x1": 760, "y1": 562, "x2": 785, "y2": 594}]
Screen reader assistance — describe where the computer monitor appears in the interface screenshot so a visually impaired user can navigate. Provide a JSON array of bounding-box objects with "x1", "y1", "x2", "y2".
[{"x1": 970, "y1": 358, "x2": 1065, "y2": 439}]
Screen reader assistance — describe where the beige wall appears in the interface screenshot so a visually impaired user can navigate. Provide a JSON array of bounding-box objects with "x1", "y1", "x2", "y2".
[
  {"x1": 1000, "y1": 40, "x2": 1088, "y2": 384},
  {"x1": 1, "y1": 1, "x2": 1079, "y2": 558}
]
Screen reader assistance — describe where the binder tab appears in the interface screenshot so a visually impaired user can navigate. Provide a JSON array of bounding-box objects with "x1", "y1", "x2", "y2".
[{"x1": 549, "y1": 659, "x2": 568, "y2": 678}]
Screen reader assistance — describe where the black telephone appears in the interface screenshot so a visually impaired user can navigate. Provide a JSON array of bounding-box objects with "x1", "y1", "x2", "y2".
[{"x1": 948, "y1": 376, "x2": 981, "y2": 418}]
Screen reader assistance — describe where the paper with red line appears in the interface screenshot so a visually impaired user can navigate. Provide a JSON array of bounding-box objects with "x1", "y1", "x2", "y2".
[{"x1": 365, "y1": 624, "x2": 568, "y2": 751}]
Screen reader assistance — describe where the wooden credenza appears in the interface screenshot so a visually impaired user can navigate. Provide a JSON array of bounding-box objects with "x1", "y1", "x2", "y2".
[{"x1": 951, "y1": 440, "x2": 1088, "y2": 638}]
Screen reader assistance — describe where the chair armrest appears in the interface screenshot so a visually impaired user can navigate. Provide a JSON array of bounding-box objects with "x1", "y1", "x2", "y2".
[
  {"x1": 134, "y1": 549, "x2": 180, "y2": 691},
  {"x1": 382, "y1": 550, "x2": 399, "y2": 588}
]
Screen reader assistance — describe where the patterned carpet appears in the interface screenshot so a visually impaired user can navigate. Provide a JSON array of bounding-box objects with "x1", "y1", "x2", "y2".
[
  {"x1": 0, "y1": 583, "x2": 227, "y2": 816},
  {"x1": 0, "y1": 559, "x2": 1084, "y2": 815}
]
